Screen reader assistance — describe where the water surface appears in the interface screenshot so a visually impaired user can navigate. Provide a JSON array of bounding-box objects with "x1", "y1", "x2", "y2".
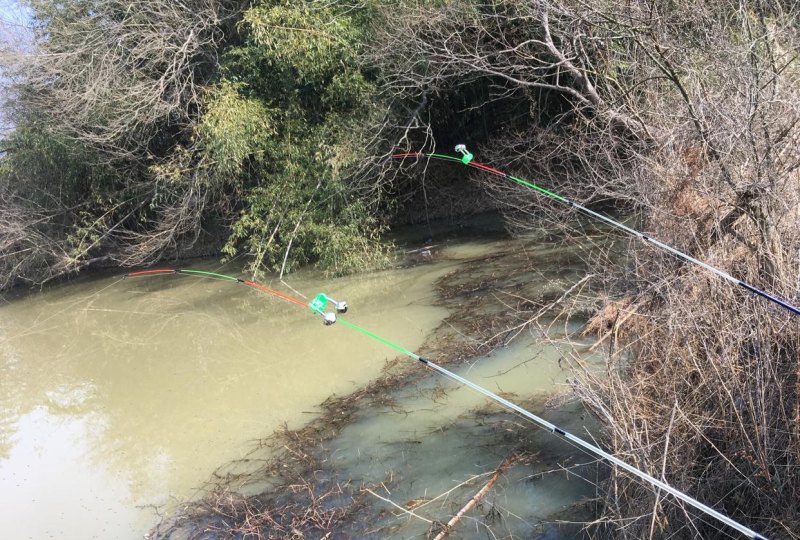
[
  {"x1": 0, "y1": 231, "x2": 603, "y2": 539},
  {"x1": 0, "y1": 260, "x2": 452, "y2": 538}
]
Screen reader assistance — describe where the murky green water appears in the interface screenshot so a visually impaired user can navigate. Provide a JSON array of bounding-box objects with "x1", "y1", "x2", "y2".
[
  {"x1": 330, "y1": 325, "x2": 601, "y2": 539},
  {"x1": 0, "y1": 259, "x2": 453, "y2": 539},
  {"x1": 0, "y1": 230, "x2": 603, "y2": 539}
]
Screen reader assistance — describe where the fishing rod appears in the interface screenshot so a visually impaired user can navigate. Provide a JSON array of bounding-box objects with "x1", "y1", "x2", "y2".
[
  {"x1": 392, "y1": 147, "x2": 800, "y2": 317},
  {"x1": 124, "y1": 267, "x2": 768, "y2": 540},
  {"x1": 124, "y1": 268, "x2": 310, "y2": 309}
]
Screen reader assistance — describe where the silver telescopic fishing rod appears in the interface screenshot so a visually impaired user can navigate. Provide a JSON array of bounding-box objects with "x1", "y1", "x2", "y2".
[
  {"x1": 410, "y1": 353, "x2": 769, "y2": 540},
  {"x1": 394, "y1": 148, "x2": 800, "y2": 317},
  {"x1": 561, "y1": 200, "x2": 800, "y2": 316},
  {"x1": 120, "y1": 268, "x2": 770, "y2": 539},
  {"x1": 330, "y1": 313, "x2": 768, "y2": 540},
  {"x1": 484, "y1": 146, "x2": 799, "y2": 316}
]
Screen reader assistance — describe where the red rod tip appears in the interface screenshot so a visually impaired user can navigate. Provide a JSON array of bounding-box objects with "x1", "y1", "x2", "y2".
[{"x1": 125, "y1": 269, "x2": 177, "y2": 277}]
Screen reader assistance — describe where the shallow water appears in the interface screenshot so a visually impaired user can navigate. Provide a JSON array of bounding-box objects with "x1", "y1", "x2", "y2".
[
  {"x1": 0, "y1": 230, "x2": 604, "y2": 539},
  {"x1": 327, "y1": 320, "x2": 602, "y2": 539},
  {"x1": 0, "y1": 260, "x2": 453, "y2": 539}
]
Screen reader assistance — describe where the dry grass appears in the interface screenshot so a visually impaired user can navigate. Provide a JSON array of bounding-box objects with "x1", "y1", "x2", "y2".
[
  {"x1": 577, "y1": 285, "x2": 799, "y2": 539},
  {"x1": 573, "y1": 136, "x2": 800, "y2": 538}
]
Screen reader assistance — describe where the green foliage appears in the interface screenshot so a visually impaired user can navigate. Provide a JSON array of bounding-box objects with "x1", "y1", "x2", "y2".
[
  {"x1": 311, "y1": 204, "x2": 391, "y2": 276},
  {"x1": 0, "y1": 125, "x2": 135, "y2": 277},
  {"x1": 223, "y1": 168, "x2": 390, "y2": 276},
  {"x1": 197, "y1": 82, "x2": 276, "y2": 181},
  {"x1": 242, "y1": 2, "x2": 362, "y2": 82},
  {"x1": 210, "y1": 0, "x2": 388, "y2": 277},
  {"x1": 218, "y1": 118, "x2": 392, "y2": 276},
  {"x1": 0, "y1": 126, "x2": 114, "y2": 204},
  {"x1": 2, "y1": 0, "x2": 391, "y2": 287}
]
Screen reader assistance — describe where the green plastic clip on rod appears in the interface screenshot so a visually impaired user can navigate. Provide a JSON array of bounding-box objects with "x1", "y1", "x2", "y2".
[
  {"x1": 309, "y1": 293, "x2": 348, "y2": 325},
  {"x1": 309, "y1": 293, "x2": 336, "y2": 325},
  {"x1": 455, "y1": 144, "x2": 473, "y2": 165}
]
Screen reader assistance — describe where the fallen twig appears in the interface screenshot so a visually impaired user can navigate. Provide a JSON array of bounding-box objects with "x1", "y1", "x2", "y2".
[
  {"x1": 363, "y1": 488, "x2": 433, "y2": 524},
  {"x1": 433, "y1": 454, "x2": 519, "y2": 539}
]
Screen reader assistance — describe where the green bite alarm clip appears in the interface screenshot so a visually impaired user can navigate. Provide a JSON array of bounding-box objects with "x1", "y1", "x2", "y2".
[
  {"x1": 455, "y1": 144, "x2": 473, "y2": 165},
  {"x1": 310, "y1": 293, "x2": 348, "y2": 325}
]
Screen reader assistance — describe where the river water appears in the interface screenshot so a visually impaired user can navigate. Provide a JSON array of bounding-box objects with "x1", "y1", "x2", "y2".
[{"x1": 0, "y1": 228, "x2": 603, "y2": 539}]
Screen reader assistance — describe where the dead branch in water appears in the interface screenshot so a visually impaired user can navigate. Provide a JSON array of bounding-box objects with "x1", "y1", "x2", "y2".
[{"x1": 433, "y1": 453, "x2": 519, "y2": 539}]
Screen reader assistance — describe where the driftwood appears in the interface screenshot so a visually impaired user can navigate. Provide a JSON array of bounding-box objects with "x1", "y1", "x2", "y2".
[{"x1": 433, "y1": 454, "x2": 518, "y2": 539}]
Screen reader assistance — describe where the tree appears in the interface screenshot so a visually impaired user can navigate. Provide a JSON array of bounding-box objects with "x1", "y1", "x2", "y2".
[
  {"x1": 0, "y1": 0, "x2": 246, "y2": 284},
  {"x1": 370, "y1": 0, "x2": 800, "y2": 537},
  {"x1": 11, "y1": 0, "x2": 244, "y2": 161},
  {"x1": 0, "y1": 0, "x2": 391, "y2": 287},
  {"x1": 212, "y1": 0, "x2": 390, "y2": 276}
]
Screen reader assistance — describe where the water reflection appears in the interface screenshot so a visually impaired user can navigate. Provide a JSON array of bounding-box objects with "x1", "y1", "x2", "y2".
[
  {"x1": 0, "y1": 407, "x2": 147, "y2": 538},
  {"x1": 0, "y1": 260, "x2": 453, "y2": 539}
]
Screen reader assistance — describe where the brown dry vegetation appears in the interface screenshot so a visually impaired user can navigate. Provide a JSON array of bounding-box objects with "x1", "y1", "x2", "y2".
[{"x1": 369, "y1": 0, "x2": 800, "y2": 538}]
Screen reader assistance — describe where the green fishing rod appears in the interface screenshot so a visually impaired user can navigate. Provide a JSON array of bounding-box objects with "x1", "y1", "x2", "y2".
[
  {"x1": 392, "y1": 147, "x2": 800, "y2": 317},
  {"x1": 124, "y1": 267, "x2": 768, "y2": 539}
]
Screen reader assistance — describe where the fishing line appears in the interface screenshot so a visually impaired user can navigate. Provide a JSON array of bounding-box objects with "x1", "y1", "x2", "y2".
[
  {"x1": 391, "y1": 149, "x2": 800, "y2": 317},
  {"x1": 0, "y1": 275, "x2": 126, "y2": 345},
  {"x1": 125, "y1": 268, "x2": 308, "y2": 309},
  {"x1": 124, "y1": 267, "x2": 768, "y2": 540}
]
